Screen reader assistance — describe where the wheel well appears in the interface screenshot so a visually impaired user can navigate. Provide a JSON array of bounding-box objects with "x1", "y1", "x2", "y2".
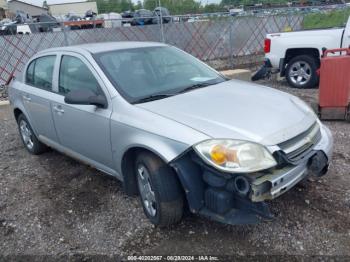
[
  {"x1": 285, "y1": 48, "x2": 320, "y2": 66},
  {"x1": 14, "y1": 108, "x2": 23, "y2": 122},
  {"x1": 281, "y1": 48, "x2": 320, "y2": 77},
  {"x1": 121, "y1": 147, "x2": 167, "y2": 196}
]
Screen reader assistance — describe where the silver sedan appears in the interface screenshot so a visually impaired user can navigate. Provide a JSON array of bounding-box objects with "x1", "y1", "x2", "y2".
[{"x1": 8, "y1": 42, "x2": 333, "y2": 226}]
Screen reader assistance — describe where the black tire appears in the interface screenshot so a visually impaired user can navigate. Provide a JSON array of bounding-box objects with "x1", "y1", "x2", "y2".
[
  {"x1": 135, "y1": 152, "x2": 184, "y2": 227},
  {"x1": 17, "y1": 114, "x2": 47, "y2": 155},
  {"x1": 286, "y1": 55, "x2": 319, "y2": 89}
]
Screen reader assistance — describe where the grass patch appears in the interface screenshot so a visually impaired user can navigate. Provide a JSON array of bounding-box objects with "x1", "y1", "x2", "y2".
[{"x1": 303, "y1": 8, "x2": 350, "y2": 29}]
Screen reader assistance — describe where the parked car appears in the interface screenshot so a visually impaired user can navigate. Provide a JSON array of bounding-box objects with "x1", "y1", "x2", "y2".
[
  {"x1": 0, "y1": 22, "x2": 32, "y2": 35},
  {"x1": 253, "y1": 16, "x2": 350, "y2": 89},
  {"x1": 36, "y1": 14, "x2": 60, "y2": 33},
  {"x1": 9, "y1": 42, "x2": 333, "y2": 226},
  {"x1": 152, "y1": 7, "x2": 171, "y2": 24},
  {"x1": 121, "y1": 10, "x2": 134, "y2": 19},
  {"x1": 0, "y1": 22, "x2": 17, "y2": 35},
  {"x1": 132, "y1": 9, "x2": 153, "y2": 26},
  {"x1": 16, "y1": 24, "x2": 32, "y2": 34},
  {"x1": 121, "y1": 10, "x2": 134, "y2": 26}
]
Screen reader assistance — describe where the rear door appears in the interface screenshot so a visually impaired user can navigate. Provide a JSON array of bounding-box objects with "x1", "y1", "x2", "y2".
[
  {"x1": 22, "y1": 55, "x2": 59, "y2": 142},
  {"x1": 49, "y1": 53, "x2": 114, "y2": 170}
]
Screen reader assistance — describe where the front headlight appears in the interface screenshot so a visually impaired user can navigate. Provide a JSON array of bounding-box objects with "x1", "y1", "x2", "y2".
[{"x1": 194, "y1": 139, "x2": 277, "y2": 173}]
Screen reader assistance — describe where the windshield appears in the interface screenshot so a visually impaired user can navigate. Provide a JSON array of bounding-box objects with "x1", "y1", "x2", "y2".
[{"x1": 93, "y1": 46, "x2": 226, "y2": 103}]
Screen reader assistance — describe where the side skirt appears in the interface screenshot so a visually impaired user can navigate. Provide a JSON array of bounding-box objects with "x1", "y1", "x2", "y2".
[{"x1": 38, "y1": 135, "x2": 123, "y2": 181}]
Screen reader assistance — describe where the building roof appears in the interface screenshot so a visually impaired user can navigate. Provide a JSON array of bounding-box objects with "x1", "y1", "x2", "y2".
[
  {"x1": 0, "y1": 0, "x2": 7, "y2": 9},
  {"x1": 8, "y1": 0, "x2": 47, "y2": 9},
  {"x1": 40, "y1": 42, "x2": 167, "y2": 54},
  {"x1": 48, "y1": 0, "x2": 90, "y2": 6}
]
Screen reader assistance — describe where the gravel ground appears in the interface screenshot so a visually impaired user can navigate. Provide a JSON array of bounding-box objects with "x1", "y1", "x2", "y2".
[{"x1": 0, "y1": 80, "x2": 349, "y2": 260}]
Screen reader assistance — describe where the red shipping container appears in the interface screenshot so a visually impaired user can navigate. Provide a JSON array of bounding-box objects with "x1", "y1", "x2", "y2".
[{"x1": 319, "y1": 48, "x2": 350, "y2": 120}]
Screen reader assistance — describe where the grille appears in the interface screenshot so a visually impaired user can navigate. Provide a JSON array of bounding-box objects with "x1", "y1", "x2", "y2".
[{"x1": 278, "y1": 122, "x2": 322, "y2": 162}]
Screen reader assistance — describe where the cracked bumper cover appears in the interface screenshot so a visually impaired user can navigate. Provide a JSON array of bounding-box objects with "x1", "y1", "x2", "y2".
[
  {"x1": 251, "y1": 124, "x2": 333, "y2": 202},
  {"x1": 171, "y1": 124, "x2": 333, "y2": 225}
]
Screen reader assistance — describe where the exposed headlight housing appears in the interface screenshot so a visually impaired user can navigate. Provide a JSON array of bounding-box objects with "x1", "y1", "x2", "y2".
[{"x1": 194, "y1": 139, "x2": 277, "y2": 173}]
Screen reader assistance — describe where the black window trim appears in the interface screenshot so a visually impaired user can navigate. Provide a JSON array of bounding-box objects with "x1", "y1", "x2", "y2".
[{"x1": 25, "y1": 59, "x2": 36, "y2": 86}]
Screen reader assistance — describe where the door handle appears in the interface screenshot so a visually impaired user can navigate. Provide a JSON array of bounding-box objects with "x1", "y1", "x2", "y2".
[
  {"x1": 22, "y1": 95, "x2": 31, "y2": 102},
  {"x1": 53, "y1": 105, "x2": 64, "y2": 114}
]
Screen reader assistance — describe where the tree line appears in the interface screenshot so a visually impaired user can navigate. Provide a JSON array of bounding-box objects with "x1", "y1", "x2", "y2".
[{"x1": 96, "y1": 0, "x2": 307, "y2": 15}]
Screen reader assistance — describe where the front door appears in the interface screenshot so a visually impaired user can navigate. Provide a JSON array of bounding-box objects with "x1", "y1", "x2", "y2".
[{"x1": 50, "y1": 53, "x2": 113, "y2": 170}]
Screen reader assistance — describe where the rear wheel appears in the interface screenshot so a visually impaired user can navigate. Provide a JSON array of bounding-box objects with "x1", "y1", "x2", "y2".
[
  {"x1": 17, "y1": 114, "x2": 47, "y2": 155},
  {"x1": 135, "y1": 152, "x2": 184, "y2": 227},
  {"x1": 286, "y1": 55, "x2": 319, "y2": 89}
]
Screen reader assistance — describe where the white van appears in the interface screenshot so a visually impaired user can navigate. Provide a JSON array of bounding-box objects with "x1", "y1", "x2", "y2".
[{"x1": 17, "y1": 24, "x2": 31, "y2": 34}]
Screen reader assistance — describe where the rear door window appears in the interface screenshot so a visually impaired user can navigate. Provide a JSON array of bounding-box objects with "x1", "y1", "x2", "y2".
[{"x1": 26, "y1": 55, "x2": 56, "y2": 91}]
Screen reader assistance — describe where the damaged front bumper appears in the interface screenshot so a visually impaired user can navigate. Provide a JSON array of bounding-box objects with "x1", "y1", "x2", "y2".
[
  {"x1": 171, "y1": 125, "x2": 333, "y2": 225},
  {"x1": 251, "y1": 151, "x2": 328, "y2": 202},
  {"x1": 252, "y1": 125, "x2": 333, "y2": 202}
]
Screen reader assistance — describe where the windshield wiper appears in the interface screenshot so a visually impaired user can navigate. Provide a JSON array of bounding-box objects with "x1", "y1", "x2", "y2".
[
  {"x1": 133, "y1": 93, "x2": 174, "y2": 104},
  {"x1": 178, "y1": 82, "x2": 216, "y2": 94},
  {"x1": 132, "y1": 80, "x2": 223, "y2": 104}
]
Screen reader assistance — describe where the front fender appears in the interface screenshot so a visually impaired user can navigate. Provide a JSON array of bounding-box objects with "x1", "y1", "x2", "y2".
[
  {"x1": 111, "y1": 120, "x2": 192, "y2": 175},
  {"x1": 110, "y1": 96, "x2": 210, "y2": 176}
]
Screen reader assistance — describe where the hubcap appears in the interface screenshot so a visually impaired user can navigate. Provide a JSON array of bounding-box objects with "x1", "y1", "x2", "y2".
[
  {"x1": 288, "y1": 61, "x2": 312, "y2": 86},
  {"x1": 19, "y1": 120, "x2": 34, "y2": 150},
  {"x1": 137, "y1": 164, "x2": 157, "y2": 217}
]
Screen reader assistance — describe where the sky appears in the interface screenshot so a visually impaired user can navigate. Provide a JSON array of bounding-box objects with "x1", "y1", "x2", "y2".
[{"x1": 21, "y1": 0, "x2": 221, "y2": 7}]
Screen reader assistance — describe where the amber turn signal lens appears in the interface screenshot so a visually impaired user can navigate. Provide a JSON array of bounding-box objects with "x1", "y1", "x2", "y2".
[{"x1": 210, "y1": 144, "x2": 227, "y2": 165}]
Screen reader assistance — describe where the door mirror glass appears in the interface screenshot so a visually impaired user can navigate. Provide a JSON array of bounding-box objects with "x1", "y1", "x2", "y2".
[{"x1": 64, "y1": 89, "x2": 107, "y2": 108}]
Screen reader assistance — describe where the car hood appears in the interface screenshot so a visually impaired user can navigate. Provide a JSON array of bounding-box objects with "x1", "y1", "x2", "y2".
[{"x1": 136, "y1": 80, "x2": 316, "y2": 146}]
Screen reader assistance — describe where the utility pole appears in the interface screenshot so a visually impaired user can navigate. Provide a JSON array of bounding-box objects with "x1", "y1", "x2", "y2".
[{"x1": 158, "y1": 0, "x2": 165, "y2": 42}]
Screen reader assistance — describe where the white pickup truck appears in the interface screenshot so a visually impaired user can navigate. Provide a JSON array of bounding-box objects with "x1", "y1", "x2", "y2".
[{"x1": 253, "y1": 16, "x2": 350, "y2": 89}]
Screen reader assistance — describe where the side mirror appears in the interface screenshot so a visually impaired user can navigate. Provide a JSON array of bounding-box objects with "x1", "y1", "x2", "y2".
[{"x1": 64, "y1": 89, "x2": 107, "y2": 108}]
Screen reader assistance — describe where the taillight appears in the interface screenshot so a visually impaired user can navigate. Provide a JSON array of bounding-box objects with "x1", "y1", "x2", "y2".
[{"x1": 264, "y1": 38, "x2": 271, "y2": 53}]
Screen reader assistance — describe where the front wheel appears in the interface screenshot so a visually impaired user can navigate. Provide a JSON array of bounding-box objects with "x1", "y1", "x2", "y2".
[
  {"x1": 286, "y1": 55, "x2": 319, "y2": 89},
  {"x1": 135, "y1": 152, "x2": 184, "y2": 227}
]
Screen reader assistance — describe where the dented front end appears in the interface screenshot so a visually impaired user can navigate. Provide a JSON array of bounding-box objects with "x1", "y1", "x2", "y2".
[{"x1": 170, "y1": 124, "x2": 333, "y2": 225}]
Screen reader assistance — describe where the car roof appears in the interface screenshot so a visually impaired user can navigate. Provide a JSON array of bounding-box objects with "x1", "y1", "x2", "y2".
[{"x1": 39, "y1": 41, "x2": 168, "y2": 55}]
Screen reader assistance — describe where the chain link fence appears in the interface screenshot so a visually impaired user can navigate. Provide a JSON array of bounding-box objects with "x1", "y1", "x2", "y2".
[
  {"x1": 1, "y1": 4, "x2": 347, "y2": 99},
  {"x1": 0, "y1": 84, "x2": 7, "y2": 100},
  {"x1": 0, "y1": 14, "x2": 305, "y2": 86}
]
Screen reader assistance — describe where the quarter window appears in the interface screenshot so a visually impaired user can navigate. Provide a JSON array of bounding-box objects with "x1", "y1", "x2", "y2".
[
  {"x1": 25, "y1": 56, "x2": 56, "y2": 90},
  {"x1": 59, "y1": 56, "x2": 100, "y2": 95}
]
